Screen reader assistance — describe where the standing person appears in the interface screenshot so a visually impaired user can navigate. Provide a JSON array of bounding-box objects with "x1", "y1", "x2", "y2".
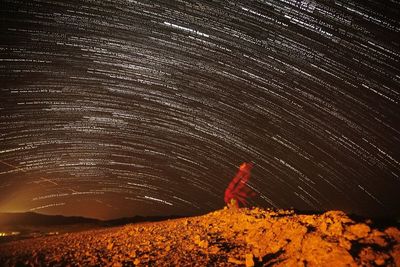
[{"x1": 224, "y1": 162, "x2": 255, "y2": 209}]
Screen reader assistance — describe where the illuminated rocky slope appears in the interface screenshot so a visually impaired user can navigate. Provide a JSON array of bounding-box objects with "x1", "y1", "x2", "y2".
[{"x1": 0, "y1": 207, "x2": 399, "y2": 266}]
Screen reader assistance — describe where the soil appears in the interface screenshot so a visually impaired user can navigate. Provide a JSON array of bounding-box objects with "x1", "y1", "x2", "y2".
[{"x1": 0, "y1": 207, "x2": 399, "y2": 266}]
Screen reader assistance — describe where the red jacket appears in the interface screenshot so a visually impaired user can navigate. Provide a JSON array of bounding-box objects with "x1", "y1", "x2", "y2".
[{"x1": 224, "y1": 162, "x2": 254, "y2": 207}]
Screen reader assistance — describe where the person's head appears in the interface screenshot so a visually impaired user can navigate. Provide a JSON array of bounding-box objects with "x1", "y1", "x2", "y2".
[{"x1": 239, "y1": 162, "x2": 254, "y2": 172}]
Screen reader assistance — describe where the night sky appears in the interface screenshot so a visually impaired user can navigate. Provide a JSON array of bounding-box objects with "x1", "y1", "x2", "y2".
[{"x1": 1, "y1": 0, "x2": 399, "y2": 220}]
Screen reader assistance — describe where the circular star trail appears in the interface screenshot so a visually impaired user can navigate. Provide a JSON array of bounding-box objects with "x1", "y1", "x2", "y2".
[{"x1": 1, "y1": 0, "x2": 399, "y2": 219}]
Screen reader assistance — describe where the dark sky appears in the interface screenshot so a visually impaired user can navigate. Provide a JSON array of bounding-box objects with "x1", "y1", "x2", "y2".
[{"x1": 1, "y1": 0, "x2": 399, "y2": 220}]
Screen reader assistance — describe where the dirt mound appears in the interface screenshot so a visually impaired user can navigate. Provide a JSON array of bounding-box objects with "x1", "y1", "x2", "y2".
[{"x1": 0, "y1": 207, "x2": 399, "y2": 266}]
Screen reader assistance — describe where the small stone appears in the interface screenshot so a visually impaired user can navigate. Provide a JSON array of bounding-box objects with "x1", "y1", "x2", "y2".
[
  {"x1": 199, "y1": 240, "x2": 209, "y2": 248},
  {"x1": 193, "y1": 235, "x2": 201, "y2": 244},
  {"x1": 375, "y1": 258, "x2": 385, "y2": 266},
  {"x1": 339, "y1": 238, "x2": 351, "y2": 250},
  {"x1": 209, "y1": 246, "x2": 220, "y2": 254},
  {"x1": 385, "y1": 227, "x2": 400, "y2": 242},
  {"x1": 245, "y1": 253, "x2": 254, "y2": 267},
  {"x1": 348, "y1": 224, "x2": 370, "y2": 239},
  {"x1": 228, "y1": 257, "x2": 243, "y2": 264}
]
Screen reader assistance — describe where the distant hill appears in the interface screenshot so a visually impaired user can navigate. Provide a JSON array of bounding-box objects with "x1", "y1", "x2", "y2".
[
  {"x1": 0, "y1": 212, "x2": 184, "y2": 228},
  {"x1": 0, "y1": 212, "x2": 100, "y2": 227}
]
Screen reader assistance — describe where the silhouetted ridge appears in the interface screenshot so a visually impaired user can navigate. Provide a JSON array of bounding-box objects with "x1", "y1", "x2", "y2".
[{"x1": 0, "y1": 212, "x2": 99, "y2": 226}]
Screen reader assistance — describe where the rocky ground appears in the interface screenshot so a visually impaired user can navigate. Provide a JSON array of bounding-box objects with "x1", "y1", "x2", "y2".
[{"x1": 0, "y1": 207, "x2": 399, "y2": 266}]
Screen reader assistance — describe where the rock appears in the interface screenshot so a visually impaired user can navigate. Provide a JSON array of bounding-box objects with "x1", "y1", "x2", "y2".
[
  {"x1": 193, "y1": 235, "x2": 201, "y2": 244},
  {"x1": 374, "y1": 258, "x2": 385, "y2": 266},
  {"x1": 347, "y1": 224, "x2": 370, "y2": 239},
  {"x1": 198, "y1": 240, "x2": 208, "y2": 248},
  {"x1": 338, "y1": 238, "x2": 351, "y2": 250},
  {"x1": 228, "y1": 257, "x2": 243, "y2": 264},
  {"x1": 366, "y1": 230, "x2": 388, "y2": 247},
  {"x1": 391, "y1": 244, "x2": 400, "y2": 267},
  {"x1": 209, "y1": 246, "x2": 220, "y2": 254},
  {"x1": 385, "y1": 227, "x2": 400, "y2": 242},
  {"x1": 245, "y1": 253, "x2": 254, "y2": 267}
]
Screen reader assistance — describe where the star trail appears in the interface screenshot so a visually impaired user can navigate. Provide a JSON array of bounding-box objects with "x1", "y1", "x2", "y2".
[{"x1": 0, "y1": 0, "x2": 399, "y2": 219}]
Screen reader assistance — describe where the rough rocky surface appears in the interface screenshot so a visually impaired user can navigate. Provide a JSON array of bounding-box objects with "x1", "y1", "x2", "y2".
[{"x1": 0, "y1": 207, "x2": 399, "y2": 266}]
